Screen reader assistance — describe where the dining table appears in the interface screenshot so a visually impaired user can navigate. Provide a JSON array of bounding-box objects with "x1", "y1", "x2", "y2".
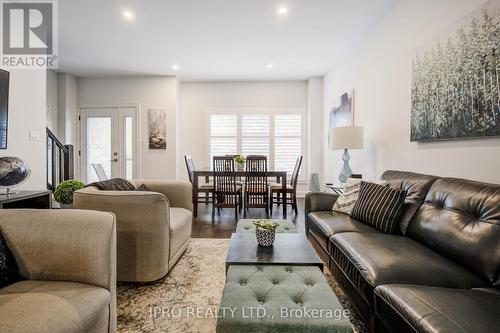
[{"x1": 192, "y1": 168, "x2": 289, "y2": 219}]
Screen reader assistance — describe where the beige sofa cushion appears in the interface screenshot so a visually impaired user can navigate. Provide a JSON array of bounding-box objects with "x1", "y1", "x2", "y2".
[
  {"x1": 0, "y1": 280, "x2": 110, "y2": 333},
  {"x1": 169, "y1": 207, "x2": 192, "y2": 260}
]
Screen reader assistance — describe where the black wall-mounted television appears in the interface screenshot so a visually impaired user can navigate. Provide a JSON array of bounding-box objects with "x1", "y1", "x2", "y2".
[{"x1": 0, "y1": 69, "x2": 9, "y2": 149}]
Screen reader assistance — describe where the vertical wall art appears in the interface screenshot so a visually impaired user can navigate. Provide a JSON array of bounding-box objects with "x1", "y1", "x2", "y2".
[
  {"x1": 148, "y1": 109, "x2": 167, "y2": 149},
  {"x1": 411, "y1": 0, "x2": 500, "y2": 142},
  {"x1": 329, "y1": 90, "x2": 354, "y2": 143}
]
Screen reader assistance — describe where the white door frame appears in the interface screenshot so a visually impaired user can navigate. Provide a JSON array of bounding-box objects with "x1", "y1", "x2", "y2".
[{"x1": 79, "y1": 104, "x2": 141, "y2": 183}]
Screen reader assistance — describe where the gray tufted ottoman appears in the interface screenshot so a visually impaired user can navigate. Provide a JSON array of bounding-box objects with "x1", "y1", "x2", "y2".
[
  {"x1": 216, "y1": 265, "x2": 352, "y2": 333},
  {"x1": 236, "y1": 219, "x2": 297, "y2": 233}
]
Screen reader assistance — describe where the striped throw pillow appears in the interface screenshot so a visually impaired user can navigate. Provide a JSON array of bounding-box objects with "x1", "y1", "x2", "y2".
[
  {"x1": 351, "y1": 181, "x2": 407, "y2": 234},
  {"x1": 332, "y1": 178, "x2": 387, "y2": 215}
]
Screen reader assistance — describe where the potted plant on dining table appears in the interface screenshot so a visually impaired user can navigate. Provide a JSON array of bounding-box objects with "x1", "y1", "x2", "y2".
[{"x1": 235, "y1": 154, "x2": 246, "y2": 171}]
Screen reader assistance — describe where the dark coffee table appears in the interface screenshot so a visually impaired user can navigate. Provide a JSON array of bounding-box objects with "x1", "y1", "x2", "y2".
[{"x1": 225, "y1": 233, "x2": 323, "y2": 271}]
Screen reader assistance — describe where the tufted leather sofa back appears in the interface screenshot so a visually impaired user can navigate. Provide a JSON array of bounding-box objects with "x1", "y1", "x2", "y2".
[
  {"x1": 407, "y1": 178, "x2": 500, "y2": 287},
  {"x1": 380, "y1": 170, "x2": 439, "y2": 235}
]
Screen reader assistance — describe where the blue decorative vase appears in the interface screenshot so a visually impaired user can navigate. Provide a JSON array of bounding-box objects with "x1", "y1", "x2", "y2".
[
  {"x1": 338, "y1": 149, "x2": 353, "y2": 184},
  {"x1": 0, "y1": 157, "x2": 31, "y2": 194}
]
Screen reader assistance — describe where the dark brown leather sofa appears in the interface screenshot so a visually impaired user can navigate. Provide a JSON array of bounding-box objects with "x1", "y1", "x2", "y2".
[{"x1": 305, "y1": 170, "x2": 500, "y2": 333}]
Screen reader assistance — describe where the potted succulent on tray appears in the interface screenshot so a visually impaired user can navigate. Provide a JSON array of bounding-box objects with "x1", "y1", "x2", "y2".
[
  {"x1": 54, "y1": 179, "x2": 85, "y2": 209},
  {"x1": 235, "y1": 154, "x2": 246, "y2": 171},
  {"x1": 253, "y1": 220, "x2": 279, "y2": 247}
]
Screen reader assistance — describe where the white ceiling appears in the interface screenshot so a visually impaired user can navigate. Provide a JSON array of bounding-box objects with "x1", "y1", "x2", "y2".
[{"x1": 58, "y1": 0, "x2": 394, "y2": 81}]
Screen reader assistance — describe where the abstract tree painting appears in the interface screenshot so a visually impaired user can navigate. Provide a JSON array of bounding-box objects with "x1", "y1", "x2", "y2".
[
  {"x1": 148, "y1": 109, "x2": 167, "y2": 149},
  {"x1": 411, "y1": 0, "x2": 500, "y2": 142}
]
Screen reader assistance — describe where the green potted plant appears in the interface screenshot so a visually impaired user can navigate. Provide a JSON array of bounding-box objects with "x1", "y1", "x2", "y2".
[
  {"x1": 235, "y1": 154, "x2": 246, "y2": 170},
  {"x1": 253, "y1": 220, "x2": 279, "y2": 246},
  {"x1": 54, "y1": 179, "x2": 85, "y2": 208}
]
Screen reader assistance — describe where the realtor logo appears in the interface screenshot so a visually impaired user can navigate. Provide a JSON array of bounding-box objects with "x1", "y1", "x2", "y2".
[
  {"x1": 3, "y1": 2, "x2": 52, "y2": 54},
  {"x1": 1, "y1": 0, "x2": 57, "y2": 68}
]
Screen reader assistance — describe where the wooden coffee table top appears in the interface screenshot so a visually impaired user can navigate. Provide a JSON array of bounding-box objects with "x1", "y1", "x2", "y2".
[{"x1": 225, "y1": 233, "x2": 323, "y2": 271}]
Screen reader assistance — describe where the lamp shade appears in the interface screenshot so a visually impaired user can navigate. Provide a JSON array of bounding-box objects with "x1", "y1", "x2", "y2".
[{"x1": 329, "y1": 126, "x2": 363, "y2": 150}]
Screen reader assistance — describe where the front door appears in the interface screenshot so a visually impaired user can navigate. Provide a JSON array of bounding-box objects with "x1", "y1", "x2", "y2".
[{"x1": 80, "y1": 106, "x2": 137, "y2": 183}]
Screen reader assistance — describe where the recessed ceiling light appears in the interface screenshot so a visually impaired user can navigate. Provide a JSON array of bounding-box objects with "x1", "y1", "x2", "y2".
[
  {"x1": 172, "y1": 64, "x2": 180, "y2": 70},
  {"x1": 122, "y1": 9, "x2": 135, "y2": 21},
  {"x1": 266, "y1": 63, "x2": 274, "y2": 69},
  {"x1": 277, "y1": 7, "x2": 288, "y2": 16}
]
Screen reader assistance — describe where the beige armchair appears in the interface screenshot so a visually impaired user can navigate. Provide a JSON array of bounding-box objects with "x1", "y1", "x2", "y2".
[
  {"x1": 73, "y1": 180, "x2": 192, "y2": 282},
  {"x1": 0, "y1": 209, "x2": 116, "y2": 333}
]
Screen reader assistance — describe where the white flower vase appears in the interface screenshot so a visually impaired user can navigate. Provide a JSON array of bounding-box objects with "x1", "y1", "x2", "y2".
[{"x1": 256, "y1": 227, "x2": 275, "y2": 247}]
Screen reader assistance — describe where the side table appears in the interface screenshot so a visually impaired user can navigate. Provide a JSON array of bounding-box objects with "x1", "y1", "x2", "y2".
[{"x1": 0, "y1": 190, "x2": 52, "y2": 209}]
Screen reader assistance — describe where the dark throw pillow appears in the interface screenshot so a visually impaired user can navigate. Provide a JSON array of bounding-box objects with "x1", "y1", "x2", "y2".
[
  {"x1": 86, "y1": 178, "x2": 136, "y2": 191},
  {"x1": 351, "y1": 181, "x2": 407, "y2": 234},
  {"x1": 134, "y1": 184, "x2": 151, "y2": 192},
  {"x1": 0, "y1": 232, "x2": 20, "y2": 288}
]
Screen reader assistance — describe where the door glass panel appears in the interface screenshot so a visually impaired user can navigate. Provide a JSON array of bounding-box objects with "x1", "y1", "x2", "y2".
[
  {"x1": 87, "y1": 117, "x2": 111, "y2": 183},
  {"x1": 125, "y1": 116, "x2": 133, "y2": 180}
]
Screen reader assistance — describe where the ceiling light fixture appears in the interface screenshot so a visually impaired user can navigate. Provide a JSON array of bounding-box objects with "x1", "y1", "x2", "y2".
[
  {"x1": 122, "y1": 9, "x2": 135, "y2": 21},
  {"x1": 277, "y1": 7, "x2": 288, "y2": 16},
  {"x1": 172, "y1": 64, "x2": 180, "y2": 70},
  {"x1": 266, "y1": 63, "x2": 274, "y2": 69}
]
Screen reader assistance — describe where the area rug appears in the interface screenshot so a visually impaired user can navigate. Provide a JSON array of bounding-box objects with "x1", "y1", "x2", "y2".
[{"x1": 117, "y1": 238, "x2": 368, "y2": 333}]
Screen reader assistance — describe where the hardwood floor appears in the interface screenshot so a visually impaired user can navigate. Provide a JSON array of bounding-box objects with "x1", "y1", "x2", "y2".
[{"x1": 191, "y1": 198, "x2": 306, "y2": 238}]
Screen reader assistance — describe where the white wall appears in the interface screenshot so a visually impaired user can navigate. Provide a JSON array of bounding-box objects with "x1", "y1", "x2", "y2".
[
  {"x1": 1, "y1": 68, "x2": 46, "y2": 190},
  {"x1": 78, "y1": 76, "x2": 178, "y2": 180},
  {"x1": 179, "y1": 81, "x2": 309, "y2": 180},
  {"x1": 323, "y1": 0, "x2": 500, "y2": 184}
]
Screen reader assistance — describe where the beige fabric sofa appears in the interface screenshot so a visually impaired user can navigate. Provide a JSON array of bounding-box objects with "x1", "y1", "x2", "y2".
[
  {"x1": 73, "y1": 180, "x2": 192, "y2": 282},
  {"x1": 0, "y1": 209, "x2": 116, "y2": 333}
]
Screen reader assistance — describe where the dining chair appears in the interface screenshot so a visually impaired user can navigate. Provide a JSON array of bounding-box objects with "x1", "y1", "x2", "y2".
[
  {"x1": 212, "y1": 156, "x2": 242, "y2": 223},
  {"x1": 244, "y1": 155, "x2": 269, "y2": 218},
  {"x1": 185, "y1": 155, "x2": 213, "y2": 217},
  {"x1": 270, "y1": 155, "x2": 303, "y2": 215},
  {"x1": 91, "y1": 163, "x2": 109, "y2": 181}
]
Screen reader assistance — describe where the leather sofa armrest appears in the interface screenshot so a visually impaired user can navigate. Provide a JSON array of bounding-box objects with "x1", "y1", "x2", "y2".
[
  {"x1": 132, "y1": 180, "x2": 192, "y2": 212},
  {"x1": 305, "y1": 191, "x2": 339, "y2": 215},
  {"x1": 0, "y1": 209, "x2": 116, "y2": 292}
]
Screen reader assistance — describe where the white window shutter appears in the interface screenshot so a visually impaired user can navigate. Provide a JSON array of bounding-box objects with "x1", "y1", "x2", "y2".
[
  {"x1": 274, "y1": 114, "x2": 302, "y2": 176},
  {"x1": 241, "y1": 115, "x2": 270, "y2": 157},
  {"x1": 210, "y1": 115, "x2": 237, "y2": 161}
]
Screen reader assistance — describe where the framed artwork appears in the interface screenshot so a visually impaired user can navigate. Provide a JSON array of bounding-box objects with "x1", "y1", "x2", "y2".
[
  {"x1": 329, "y1": 90, "x2": 354, "y2": 143},
  {"x1": 411, "y1": 0, "x2": 500, "y2": 142},
  {"x1": 329, "y1": 90, "x2": 354, "y2": 129},
  {"x1": 148, "y1": 109, "x2": 167, "y2": 149}
]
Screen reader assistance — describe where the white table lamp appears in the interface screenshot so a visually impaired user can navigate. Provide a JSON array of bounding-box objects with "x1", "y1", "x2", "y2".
[{"x1": 329, "y1": 126, "x2": 363, "y2": 184}]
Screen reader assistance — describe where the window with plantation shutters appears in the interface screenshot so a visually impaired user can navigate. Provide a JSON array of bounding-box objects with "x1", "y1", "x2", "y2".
[
  {"x1": 209, "y1": 108, "x2": 306, "y2": 180},
  {"x1": 242, "y1": 115, "x2": 270, "y2": 158},
  {"x1": 209, "y1": 115, "x2": 237, "y2": 161},
  {"x1": 275, "y1": 114, "x2": 302, "y2": 177}
]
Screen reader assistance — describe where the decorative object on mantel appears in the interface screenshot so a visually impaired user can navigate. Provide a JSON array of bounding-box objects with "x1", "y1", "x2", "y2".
[
  {"x1": 329, "y1": 90, "x2": 354, "y2": 142},
  {"x1": 53, "y1": 179, "x2": 84, "y2": 208},
  {"x1": 148, "y1": 108, "x2": 167, "y2": 149},
  {"x1": 0, "y1": 157, "x2": 31, "y2": 195},
  {"x1": 329, "y1": 126, "x2": 363, "y2": 184},
  {"x1": 411, "y1": 0, "x2": 500, "y2": 142},
  {"x1": 253, "y1": 220, "x2": 279, "y2": 246}
]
